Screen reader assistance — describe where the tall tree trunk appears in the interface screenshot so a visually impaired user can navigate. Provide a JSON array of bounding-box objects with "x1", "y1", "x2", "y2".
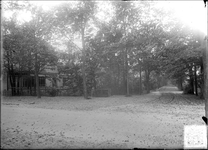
[
  {"x1": 123, "y1": 69, "x2": 126, "y2": 94},
  {"x1": 156, "y1": 74, "x2": 160, "y2": 89},
  {"x1": 139, "y1": 64, "x2": 142, "y2": 95},
  {"x1": 7, "y1": 52, "x2": 15, "y2": 95},
  {"x1": 17, "y1": 63, "x2": 20, "y2": 95},
  {"x1": 35, "y1": 52, "x2": 41, "y2": 98},
  {"x1": 17, "y1": 76, "x2": 20, "y2": 95},
  {"x1": 81, "y1": 26, "x2": 88, "y2": 99},
  {"x1": 117, "y1": 63, "x2": 120, "y2": 94},
  {"x1": 190, "y1": 76, "x2": 194, "y2": 95},
  {"x1": 9, "y1": 73, "x2": 15, "y2": 96},
  {"x1": 11, "y1": 76, "x2": 15, "y2": 95},
  {"x1": 123, "y1": 53, "x2": 126, "y2": 94},
  {"x1": 146, "y1": 72, "x2": 150, "y2": 94},
  {"x1": 200, "y1": 61, "x2": 204, "y2": 99},
  {"x1": 29, "y1": 76, "x2": 32, "y2": 95},
  {"x1": 7, "y1": 72, "x2": 9, "y2": 91},
  {"x1": 17, "y1": 63, "x2": 22, "y2": 96},
  {"x1": 123, "y1": 13, "x2": 130, "y2": 97},
  {"x1": 29, "y1": 49, "x2": 32, "y2": 96},
  {"x1": 125, "y1": 47, "x2": 130, "y2": 96},
  {"x1": 145, "y1": 66, "x2": 150, "y2": 94},
  {"x1": 9, "y1": 66, "x2": 16, "y2": 96},
  {"x1": 19, "y1": 67, "x2": 23, "y2": 95},
  {"x1": 189, "y1": 64, "x2": 194, "y2": 94},
  {"x1": 194, "y1": 63, "x2": 198, "y2": 96}
]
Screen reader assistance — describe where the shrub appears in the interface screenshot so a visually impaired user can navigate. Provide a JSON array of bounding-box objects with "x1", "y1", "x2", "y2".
[
  {"x1": 47, "y1": 87, "x2": 57, "y2": 97},
  {"x1": 183, "y1": 84, "x2": 193, "y2": 94}
]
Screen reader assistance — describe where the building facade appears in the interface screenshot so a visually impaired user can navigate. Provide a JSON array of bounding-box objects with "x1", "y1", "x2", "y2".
[{"x1": 3, "y1": 66, "x2": 63, "y2": 96}]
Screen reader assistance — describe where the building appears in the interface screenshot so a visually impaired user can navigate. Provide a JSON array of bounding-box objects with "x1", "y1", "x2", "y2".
[{"x1": 3, "y1": 66, "x2": 63, "y2": 96}]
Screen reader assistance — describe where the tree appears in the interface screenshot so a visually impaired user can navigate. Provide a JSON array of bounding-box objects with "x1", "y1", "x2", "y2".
[
  {"x1": 110, "y1": 1, "x2": 137, "y2": 96},
  {"x1": 3, "y1": 3, "x2": 58, "y2": 97},
  {"x1": 25, "y1": 4, "x2": 58, "y2": 98},
  {"x1": 3, "y1": 22, "x2": 57, "y2": 96},
  {"x1": 54, "y1": 1, "x2": 96, "y2": 99},
  {"x1": 159, "y1": 23, "x2": 204, "y2": 96},
  {"x1": 129, "y1": 1, "x2": 168, "y2": 94}
]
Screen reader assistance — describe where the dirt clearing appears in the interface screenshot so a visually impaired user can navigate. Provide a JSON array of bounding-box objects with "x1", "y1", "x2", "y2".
[{"x1": 1, "y1": 86, "x2": 206, "y2": 149}]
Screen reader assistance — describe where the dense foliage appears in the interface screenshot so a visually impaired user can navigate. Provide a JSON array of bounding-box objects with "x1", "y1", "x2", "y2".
[{"x1": 2, "y1": 1, "x2": 206, "y2": 98}]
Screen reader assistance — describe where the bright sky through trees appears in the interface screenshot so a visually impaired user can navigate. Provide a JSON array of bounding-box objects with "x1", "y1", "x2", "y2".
[
  {"x1": 159, "y1": 1, "x2": 207, "y2": 35},
  {"x1": 42, "y1": 1, "x2": 206, "y2": 35},
  {"x1": 3, "y1": 1, "x2": 207, "y2": 35}
]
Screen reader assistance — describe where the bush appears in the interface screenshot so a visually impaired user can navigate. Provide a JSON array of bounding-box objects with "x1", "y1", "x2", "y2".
[
  {"x1": 183, "y1": 85, "x2": 194, "y2": 94},
  {"x1": 47, "y1": 87, "x2": 57, "y2": 97}
]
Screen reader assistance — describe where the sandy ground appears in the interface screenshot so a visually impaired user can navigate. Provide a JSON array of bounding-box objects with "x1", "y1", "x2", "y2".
[{"x1": 1, "y1": 86, "x2": 206, "y2": 149}]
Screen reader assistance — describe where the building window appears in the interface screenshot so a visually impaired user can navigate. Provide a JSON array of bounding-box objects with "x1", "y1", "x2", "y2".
[
  {"x1": 23, "y1": 76, "x2": 35, "y2": 87},
  {"x1": 22, "y1": 76, "x2": 45, "y2": 87},
  {"x1": 31, "y1": 77, "x2": 35, "y2": 87},
  {"x1": 39, "y1": 77, "x2": 46, "y2": 87}
]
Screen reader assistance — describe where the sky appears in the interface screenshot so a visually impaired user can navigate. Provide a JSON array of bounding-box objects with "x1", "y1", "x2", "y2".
[
  {"x1": 161, "y1": 1, "x2": 207, "y2": 35},
  {"x1": 34, "y1": 1, "x2": 207, "y2": 34},
  {"x1": 3, "y1": 1, "x2": 207, "y2": 34},
  {"x1": 3, "y1": 1, "x2": 207, "y2": 50}
]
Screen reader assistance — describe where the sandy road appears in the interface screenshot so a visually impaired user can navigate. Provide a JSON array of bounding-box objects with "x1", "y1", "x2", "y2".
[{"x1": 1, "y1": 86, "x2": 206, "y2": 149}]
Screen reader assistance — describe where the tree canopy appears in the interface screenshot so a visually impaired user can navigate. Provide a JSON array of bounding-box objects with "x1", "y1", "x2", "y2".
[{"x1": 2, "y1": 0, "x2": 207, "y2": 98}]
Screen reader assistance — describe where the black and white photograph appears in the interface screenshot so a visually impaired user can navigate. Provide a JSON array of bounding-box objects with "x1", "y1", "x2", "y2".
[{"x1": 1, "y1": 0, "x2": 208, "y2": 149}]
